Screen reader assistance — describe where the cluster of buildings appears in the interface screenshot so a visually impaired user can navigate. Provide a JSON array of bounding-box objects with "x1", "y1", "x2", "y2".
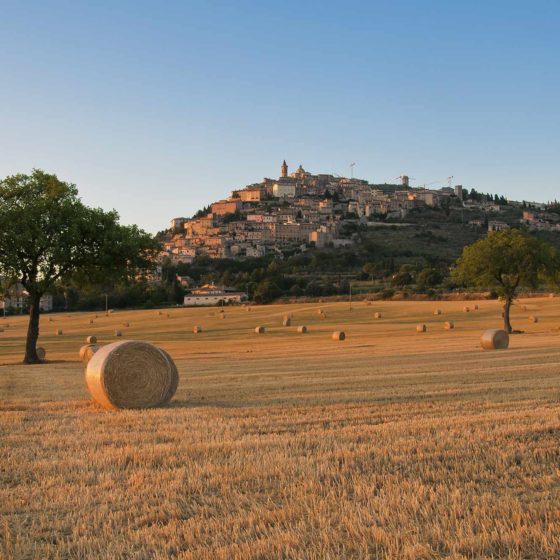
[
  {"x1": 162, "y1": 161, "x2": 467, "y2": 263},
  {"x1": 0, "y1": 285, "x2": 53, "y2": 314},
  {"x1": 519, "y1": 210, "x2": 560, "y2": 232}
]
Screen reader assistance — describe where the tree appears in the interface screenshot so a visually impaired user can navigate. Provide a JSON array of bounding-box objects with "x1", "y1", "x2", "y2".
[
  {"x1": 0, "y1": 170, "x2": 160, "y2": 363},
  {"x1": 416, "y1": 268, "x2": 443, "y2": 290},
  {"x1": 452, "y1": 229, "x2": 559, "y2": 333}
]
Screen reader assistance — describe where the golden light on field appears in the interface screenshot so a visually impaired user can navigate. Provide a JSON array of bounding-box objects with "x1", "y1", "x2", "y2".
[{"x1": 1, "y1": 297, "x2": 560, "y2": 558}]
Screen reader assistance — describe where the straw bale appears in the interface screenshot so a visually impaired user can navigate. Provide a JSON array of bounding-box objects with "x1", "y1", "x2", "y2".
[
  {"x1": 416, "y1": 324, "x2": 427, "y2": 332},
  {"x1": 480, "y1": 329, "x2": 509, "y2": 350},
  {"x1": 79, "y1": 344, "x2": 99, "y2": 365},
  {"x1": 444, "y1": 321, "x2": 455, "y2": 330},
  {"x1": 332, "y1": 331, "x2": 345, "y2": 341},
  {"x1": 86, "y1": 335, "x2": 97, "y2": 344},
  {"x1": 297, "y1": 325, "x2": 307, "y2": 333},
  {"x1": 255, "y1": 326, "x2": 265, "y2": 334},
  {"x1": 85, "y1": 340, "x2": 178, "y2": 409}
]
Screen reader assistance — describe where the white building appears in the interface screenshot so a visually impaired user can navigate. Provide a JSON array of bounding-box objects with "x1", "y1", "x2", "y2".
[
  {"x1": 184, "y1": 284, "x2": 247, "y2": 306},
  {"x1": 0, "y1": 292, "x2": 53, "y2": 312},
  {"x1": 169, "y1": 217, "x2": 186, "y2": 230},
  {"x1": 272, "y1": 180, "x2": 296, "y2": 198}
]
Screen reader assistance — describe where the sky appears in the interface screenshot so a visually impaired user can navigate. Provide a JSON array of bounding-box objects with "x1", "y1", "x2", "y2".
[{"x1": 1, "y1": 0, "x2": 559, "y2": 232}]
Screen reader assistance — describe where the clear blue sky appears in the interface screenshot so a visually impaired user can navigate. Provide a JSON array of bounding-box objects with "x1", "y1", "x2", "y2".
[{"x1": 1, "y1": 0, "x2": 559, "y2": 232}]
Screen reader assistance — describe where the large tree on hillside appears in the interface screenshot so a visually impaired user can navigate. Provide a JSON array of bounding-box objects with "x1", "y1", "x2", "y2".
[
  {"x1": 0, "y1": 170, "x2": 160, "y2": 364},
  {"x1": 452, "y1": 229, "x2": 559, "y2": 333}
]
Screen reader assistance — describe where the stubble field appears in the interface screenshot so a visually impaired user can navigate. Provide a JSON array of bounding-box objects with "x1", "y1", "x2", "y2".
[{"x1": 1, "y1": 298, "x2": 560, "y2": 559}]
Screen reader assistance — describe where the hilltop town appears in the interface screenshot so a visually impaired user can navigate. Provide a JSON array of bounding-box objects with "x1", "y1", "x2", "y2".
[{"x1": 161, "y1": 161, "x2": 560, "y2": 264}]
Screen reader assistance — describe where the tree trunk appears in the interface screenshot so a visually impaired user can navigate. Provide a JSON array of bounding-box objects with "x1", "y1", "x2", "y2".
[
  {"x1": 24, "y1": 292, "x2": 42, "y2": 364},
  {"x1": 503, "y1": 298, "x2": 513, "y2": 334}
]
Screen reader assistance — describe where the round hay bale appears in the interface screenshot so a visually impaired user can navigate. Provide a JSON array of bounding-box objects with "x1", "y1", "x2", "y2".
[
  {"x1": 463, "y1": 306, "x2": 470, "y2": 313},
  {"x1": 480, "y1": 329, "x2": 509, "y2": 350},
  {"x1": 444, "y1": 321, "x2": 455, "y2": 330},
  {"x1": 416, "y1": 324, "x2": 427, "y2": 332},
  {"x1": 108, "y1": 309, "x2": 114, "y2": 314},
  {"x1": 473, "y1": 304, "x2": 479, "y2": 311},
  {"x1": 332, "y1": 331, "x2": 345, "y2": 341},
  {"x1": 86, "y1": 335, "x2": 98, "y2": 344},
  {"x1": 95, "y1": 314, "x2": 98, "y2": 318},
  {"x1": 317, "y1": 309, "x2": 323, "y2": 315},
  {"x1": 320, "y1": 312, "x2": 326, "y2": 320},
  {"x1": 193, "y1": 325, "x2": 202, "y2": 333},
  {"x1": 247, "y1": 307, "x2": 251, "y2": 312},
  {"x1": 36, "y1": 347, "x2": 46, "y2": 361},
  {"x1": 220, "y1": 314, "x2": 226, "y2": 319},
  {"x1": 374, "y1": 312, "x2": 382, "y2": 319},
  {"x1": 114, "y1": 329, "x2": 122, "y2": 337},
  {"x1": 521, "y1": 305, "x2": 527, "y2": 311},
  {"x1": 282, "y1": 317, "x2": 291, "y2": 327},
  {"x1": 219, "y1": 309, "x2": 225, "y2": 314},
  {"x1": 79, "y1": 343, "x2": 99, "y2": 365},
  {"x1": 529, "y1": 316, "x2": 539, "y2": 323},
  {"x1": 297, "y1": 325, "x2": 307, "y2": 333},
  {"x1": 56, "y1": 328, "x2": 63, "y2": 336},
  {"x1": 158, "y1": 348, "x2": 179, "y2": 404},
  {"x1": 48, "y1": 317, "x2": 53, "y2": 322},
  {"x1": 433, "y1": 309, "x2": 442, "y2": 315},
  {"x1": 255, "y1": 326, "x2": 265, "y2": 334},
  {"x1": 84, "y1": 340, "x2": 178, "y2": 410},
  {"x1": 123, "y1": 321, "x2": 130, "y2": 327},
  {"x1": 158, "y1": 311, "x2": 163, "y2": 316},
  {"x1": 89, "y1": 319, "x2": 94, "y2": 324}
]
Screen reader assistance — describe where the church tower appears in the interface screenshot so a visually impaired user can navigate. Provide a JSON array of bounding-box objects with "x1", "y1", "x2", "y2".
[{"x1": 281, "y1": 160, "x2": 288, "y2": 178}]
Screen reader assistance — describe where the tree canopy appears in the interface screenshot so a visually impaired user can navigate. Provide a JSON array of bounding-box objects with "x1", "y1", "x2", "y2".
[
  {"x1": 452, "y1": 228, "x2": 559, "y2": 332},
  {"x1": 0, "y1": 170, "x2": 160, "y2": 363}
]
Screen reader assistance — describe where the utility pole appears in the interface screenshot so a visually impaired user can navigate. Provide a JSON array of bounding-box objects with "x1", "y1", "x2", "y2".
[
  {"x1": 349, "y1": 163, "x2": 356, "y2": 179},
  {"x1": 349, "y1": 282, "x2": 353, "y2": 311},
  {"x1": 105, "y1": 294, "x2": 108, "y2": 316}
]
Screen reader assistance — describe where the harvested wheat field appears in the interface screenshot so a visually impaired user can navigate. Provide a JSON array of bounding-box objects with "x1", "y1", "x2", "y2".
[{"x1": 1, "y1": 298, "x2": 560, "y2": 559}]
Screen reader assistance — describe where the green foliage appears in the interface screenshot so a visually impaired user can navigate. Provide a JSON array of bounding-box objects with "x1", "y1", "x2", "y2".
[
  {"x1": 416, "y1": 268, "x2": 444, "y2": 289},
  {"x1": 0, "y1": 170, "x2": 160, "y2": 362},
  {"x1": 453, "y1": 229, "x2": 559, "y2": 331},
  {"x1": 453, "y1": 229, "x2": 558, "y2": 295},
  {"x1": 192, "y1": 205, "x2": 211, "y2": 219},
  {"x1": 253, "y1": 279, "x2": 282, "y2": 304}
]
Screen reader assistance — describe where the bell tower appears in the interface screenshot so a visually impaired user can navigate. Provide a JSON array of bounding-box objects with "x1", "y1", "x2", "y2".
[{"x1": 281, "y1": 160, "x2": 288, "y2": 178}]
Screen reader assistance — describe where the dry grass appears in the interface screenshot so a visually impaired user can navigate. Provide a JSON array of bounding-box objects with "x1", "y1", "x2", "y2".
[{"x1": 1, "y1": 298, "x2": 560, "y2": 559}]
